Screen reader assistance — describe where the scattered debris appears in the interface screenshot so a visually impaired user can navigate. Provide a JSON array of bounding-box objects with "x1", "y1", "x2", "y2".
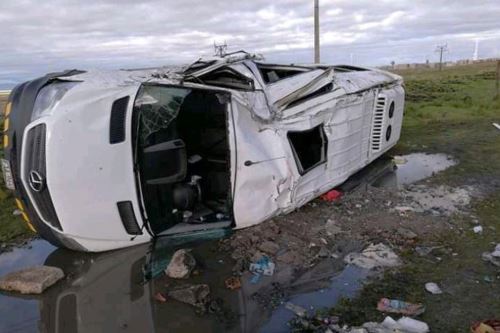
[
  {"x1": 493, "y1": 122, "x2": 500, "y2": 131},
  {"x1": 400, "y1": 185, "x2": 472, "y2": 216},
  {"x1": 285, "y1": 302, "x2": 307, "y2": 317},
  {"x1": 344, "y1": 243, "x2": 402, "y2": 269},
  {"x1": 325, "y1": 219, "x2": 343, "y2": 236},
  {"x1": 167, "y1": 284, "x2": 210, "y2": 308},
  {"x1": 471, "y1": 319, "x2": 500, "y2": 333},
  {"x1": 393, "y1": 156, "x2": 408, "y2": 165},
  {"x1": 483, "y1": 276, "x2": 494, "y2": 283},
  {"x1": 377, "y1": 298, "x2": 425, "y2": 316},
  {"x1": 415, "y1": 245, "x2": 443, "y2": 256},
  {"x1": 249, "y1": 255, "x2": 275, "y2": 277},
  {"x1": 424, "y1": 282, "x2": 443, "y2": 294},
  {"x1": 164, "y1": 249, "x2": 196, "y2": 279},
  {"x1": 491, "y1": 244, "x2": 500, "y2": 257},
  {"x1": 0, "y1": 266, "x2": 64, "y2": 294},
  {"x1": 384, "y1": 316, "x2": 429, "y2": 333},
  {"x1": 473, "y1": 226, "x2": 483, "y2": 234},
  {"x1": 320, "y1": 189, "x2": 343, "y2": 202},
  {"x1": 224, "y1": 276, "x2": 241, "y2": 290},
  {"x1": 482, "y1": 245, "x2": 500, "y2": 267},
  {"x1": 154, "y1": 292, "x2": 167, "y2": 303}
]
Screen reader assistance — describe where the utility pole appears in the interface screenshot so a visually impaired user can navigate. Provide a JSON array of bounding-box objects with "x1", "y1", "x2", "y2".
[
  {"x1": 435, "y1": 44, "x2": 448, "y2": 71},
  {"x1": 496, "y1": 60, "x2": 500, "y2": 100},
  {"x1": 314, "y1": 0, "x2": 320, "y2": 63}
]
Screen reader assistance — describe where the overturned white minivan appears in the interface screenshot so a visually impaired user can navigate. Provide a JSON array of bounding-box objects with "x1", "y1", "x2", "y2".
[{"x1": 2, "y1": 52, "x2": 404, "y2": 252}]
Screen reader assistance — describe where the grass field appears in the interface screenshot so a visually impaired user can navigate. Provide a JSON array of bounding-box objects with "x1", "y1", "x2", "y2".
[
  {"x1": 328, "y1": 60, "x2": 500, "y2": 330},
  {"x1": 0, "y1": 92, "x2": 34, "y2": 245}
]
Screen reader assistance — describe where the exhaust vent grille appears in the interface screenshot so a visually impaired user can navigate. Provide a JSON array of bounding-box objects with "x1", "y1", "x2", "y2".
[
  {"x1": 371, "y1": 96, "x2": 386, "y2": 152},
  {"x1": 117, "y1": 201, "x2": 142, "y2": 235},
  {"x1": 109, "y1": 96, "x2": 129, "y2": 144}
]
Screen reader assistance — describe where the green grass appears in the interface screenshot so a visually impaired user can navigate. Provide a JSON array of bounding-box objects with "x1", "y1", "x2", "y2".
[{"x1": 328, "y1": 61, "x2": 500, "y2": 331}]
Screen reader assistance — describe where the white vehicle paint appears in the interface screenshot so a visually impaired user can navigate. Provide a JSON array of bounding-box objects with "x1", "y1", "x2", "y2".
[{"x1": 3, "y1": 52, "x2": 404, "y2": 252}]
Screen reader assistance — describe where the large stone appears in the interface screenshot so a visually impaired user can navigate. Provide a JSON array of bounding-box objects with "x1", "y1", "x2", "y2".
[
  {"x1": 165, "y1": 249, "x2": 196, "y2": 279},
  {"x1": 168, "y1": 284, "x2": 210, "y2": 307},
  {"x1": 0, "y1": 266, "x2": 64, "y2": 294}
]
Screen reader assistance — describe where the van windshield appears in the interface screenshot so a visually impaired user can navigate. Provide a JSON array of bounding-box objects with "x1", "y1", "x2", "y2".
[{"x1": 134, "y1": 85, "x2": 191, "y2": 146}]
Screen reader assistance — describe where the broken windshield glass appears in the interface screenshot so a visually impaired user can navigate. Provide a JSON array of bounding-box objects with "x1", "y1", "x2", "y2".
[{"x1": 134, "y1": 85, "x2": 191, "y2": 145}]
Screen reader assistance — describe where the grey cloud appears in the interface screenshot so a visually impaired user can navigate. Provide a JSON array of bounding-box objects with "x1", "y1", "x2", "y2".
[{"x1": 0, "y1": 0, "x2": 499, "y2": 88}]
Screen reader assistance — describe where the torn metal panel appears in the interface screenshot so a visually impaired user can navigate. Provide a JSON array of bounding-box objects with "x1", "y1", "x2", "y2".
[{"x1": 3, "y1": 51, "x2": 405, "y2": 251}]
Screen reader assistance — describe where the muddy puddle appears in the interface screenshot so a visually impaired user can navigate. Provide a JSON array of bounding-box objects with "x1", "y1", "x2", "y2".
[
  {"x1": 0, "y1": 153, "x2": 457, "y2": 332},
  {"x1": 373, "y1": 153, "x2": 456, "y2": 188}
]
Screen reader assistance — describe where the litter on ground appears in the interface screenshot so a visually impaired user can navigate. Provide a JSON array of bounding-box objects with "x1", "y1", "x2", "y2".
[
  {"x1": 377, "y1": 298, "x2": 426, "y2": 316},
  {"x1": 424, "y1": 282, "x2": 443, "y2": 294},
  {"x1": 471, "y1": 319, "x2": 500, "y2": 333},
  {"x1": 224, "y1": 276, "x2": 241, "y2": 290},
  {"x1": 320, "y1": 189, "x2": 343, "y2": 202},
  {"x1": 249, "y1": 255, "x2": 275, "y2": 284},
  {"x1": 344, "y1": 243, "x2": 402, "y2": 269},
  {"x1": 285, "y1": 302, "x2": 307, "y2": 317}
]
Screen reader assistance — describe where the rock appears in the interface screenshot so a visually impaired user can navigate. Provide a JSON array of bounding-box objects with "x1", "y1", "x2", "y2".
[
  {"x1": 397, "y1": 227, "x2": 418, "y2": 240},
  {"x1": 259, "y1": 241, "x2": 280, "y2": 255},
  {"x1": 0, "y1": 266, "x2": 64, "y2": 294},
  {"x1": 168, "y1": 284, "x2": 210, "y2": 307},
  {"x1": 317, "y1": 246, "x2": 329, "y2": 258},
  {"x1": 165, "y1": 249, "x2": 196, "y2": 279}
]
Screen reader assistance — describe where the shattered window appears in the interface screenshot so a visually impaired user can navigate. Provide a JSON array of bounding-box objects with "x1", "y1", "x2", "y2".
[
  {"x1": 182, "y1": 60, "x2": 217, "y2": 75},
  {"x1": 257, "y1": 64, "x2": 312, "y2": 84},
  {"x1": 134, "y1": 85, "x2": 191, "y2": 144},
  {"x1": 190, "y1": 67, "x2": 254, "y2": 91}
]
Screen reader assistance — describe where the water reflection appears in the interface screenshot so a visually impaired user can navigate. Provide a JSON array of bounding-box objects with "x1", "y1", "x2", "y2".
[{"x1": 1, "y1": 239, "x2": 249, "y2": 333}]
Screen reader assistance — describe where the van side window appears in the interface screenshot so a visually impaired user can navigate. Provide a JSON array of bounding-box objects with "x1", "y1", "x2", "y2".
[{"x1": 287, "y1": 125, "x2": 328, "y2": 175}]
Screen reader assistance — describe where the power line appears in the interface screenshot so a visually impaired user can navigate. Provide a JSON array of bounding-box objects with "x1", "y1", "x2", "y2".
[
  {"x1": 435, "y1": 44, "x2": 448, "y2": 71},
  {"x1": 214, "y1": 41, "x2": 227, "y2": 57}
]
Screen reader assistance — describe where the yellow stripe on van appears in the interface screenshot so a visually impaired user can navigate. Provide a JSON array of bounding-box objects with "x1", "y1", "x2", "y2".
[
  {"x1": 4, "y1": 102, "x2": 11, "y2": 117},
  {"x1": 3, "y1": 118, "x2": 9, "y2": 132},
  {"x1": 15, "y1": 198, "x2": 24, "y2": 211},
  {"x1": 21, "y1": 212, "x2": 36, "y2": 232}
]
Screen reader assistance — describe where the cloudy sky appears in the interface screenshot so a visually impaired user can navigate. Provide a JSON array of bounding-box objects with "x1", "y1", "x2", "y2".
[{"x1": 1, "y1": 0, "x2": 499, "y2": 89}]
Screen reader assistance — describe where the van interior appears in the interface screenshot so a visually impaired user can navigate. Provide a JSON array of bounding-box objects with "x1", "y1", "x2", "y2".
[{"x1": 133, "y1": 85, "x2": 232, "y2": 235}]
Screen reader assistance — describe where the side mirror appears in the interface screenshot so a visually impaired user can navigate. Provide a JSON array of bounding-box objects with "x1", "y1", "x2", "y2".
[{"x1": 143, "y1": 139, "x2": 187, "y2": 185}]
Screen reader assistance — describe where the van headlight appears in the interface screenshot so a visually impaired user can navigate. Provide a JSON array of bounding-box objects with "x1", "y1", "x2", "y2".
[{"x1": 31, "y1": 81, "x2": 79, "y2": 121}]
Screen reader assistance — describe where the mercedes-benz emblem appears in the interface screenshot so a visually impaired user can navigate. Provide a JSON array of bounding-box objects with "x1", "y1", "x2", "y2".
[{"x1": 29, "y1": 170, "x2": 45, "y2": 192}]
